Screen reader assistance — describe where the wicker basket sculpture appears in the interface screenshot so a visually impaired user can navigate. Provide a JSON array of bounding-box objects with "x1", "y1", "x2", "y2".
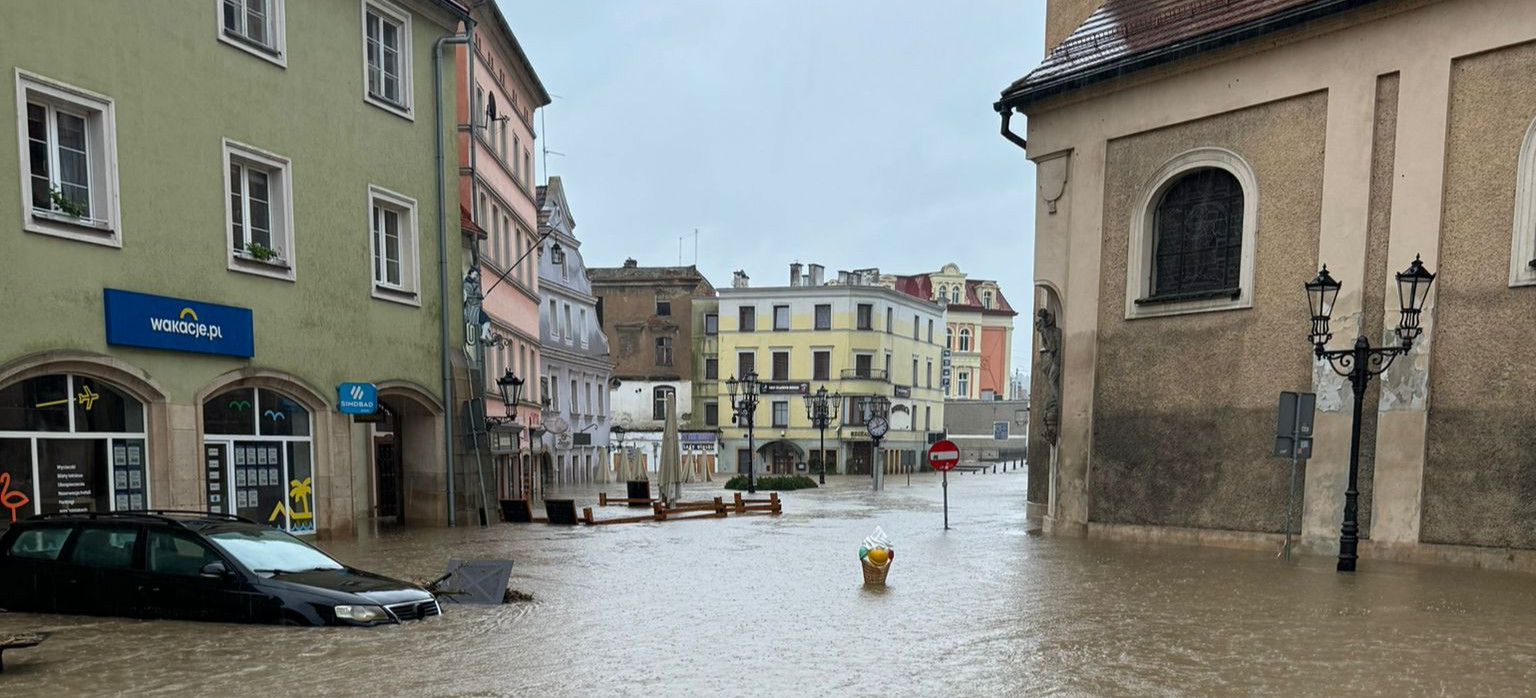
[{"x1": 861, "y1": 556, "x2": 891, "y2": 586}]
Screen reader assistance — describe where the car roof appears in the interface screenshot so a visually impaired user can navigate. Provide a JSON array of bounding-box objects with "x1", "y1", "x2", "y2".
[{"x1": 19, "y1": 510, "x2": 257, "y2": 530}]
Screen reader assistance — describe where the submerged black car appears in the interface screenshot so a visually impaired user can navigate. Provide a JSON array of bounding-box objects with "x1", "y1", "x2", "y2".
[{"x1": 0, "y1": 511, "x2": 439, "y2": 626}]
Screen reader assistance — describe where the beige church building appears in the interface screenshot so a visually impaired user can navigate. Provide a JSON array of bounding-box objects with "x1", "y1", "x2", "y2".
[{"x1": 1003, "y1": 0, "x2": 1536, "y2": 569}]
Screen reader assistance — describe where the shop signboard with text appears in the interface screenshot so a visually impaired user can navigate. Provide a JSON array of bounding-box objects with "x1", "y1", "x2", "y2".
[{"x1": 103, "y1": 289, "x2": 254, "y2": 358}]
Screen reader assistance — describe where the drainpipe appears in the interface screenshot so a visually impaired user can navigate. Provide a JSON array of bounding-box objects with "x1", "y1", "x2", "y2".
[
  {"x1": 435, "y1": 27, "x2": 472, "y2": 526},
  {"x1": 999, "y1": 108, "x2": 1027, "y2": 152}
]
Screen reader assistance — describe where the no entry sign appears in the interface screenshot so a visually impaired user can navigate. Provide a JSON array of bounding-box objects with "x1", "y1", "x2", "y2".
[{"x1": 928, "y1": 440, "x2": 959, "y2": 472}]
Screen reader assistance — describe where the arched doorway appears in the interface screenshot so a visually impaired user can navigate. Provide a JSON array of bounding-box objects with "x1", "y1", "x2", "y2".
[
  {"x1": 756, "y1": 440, "x2": 804, "y2": 475},
  {"x1": 201, "y1": 387, "x2": 315, "y2": 534},
  {"x1": 375, "y1": 384, "x2": 443, "y2": 526},
  {"x1": 371, "y1": 405, "x2": 403, "y2": 523},
  {"x1": 0, "y1": 373, "x2": 149, "y2": 523}
]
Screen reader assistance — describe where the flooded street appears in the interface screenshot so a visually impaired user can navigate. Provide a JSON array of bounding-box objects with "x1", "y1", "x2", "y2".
[{"x1": 3, "y1": 471, "x2": 1535, "y2": 697}]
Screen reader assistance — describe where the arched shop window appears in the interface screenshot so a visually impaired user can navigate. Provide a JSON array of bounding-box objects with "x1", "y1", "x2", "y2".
[
  {"x1": 202, "y1": 388, "x2": 315, "y2": 534},
  {"x1": 0, "y1": 374, "x2": 148, "y2": 525}
]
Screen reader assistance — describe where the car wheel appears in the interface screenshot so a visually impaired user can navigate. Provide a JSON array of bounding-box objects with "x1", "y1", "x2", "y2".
[{"x1": 278, "y1": 611, "x2": 310, "y2": 626}]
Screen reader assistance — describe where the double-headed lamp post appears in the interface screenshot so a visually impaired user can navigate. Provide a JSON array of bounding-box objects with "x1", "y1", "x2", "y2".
[
  {"x1": 726, "y1": 371, "x2": 762, "y2": 494},
  {"x1": 802, "y1": 386, "x2": 842, "y2": 485},
  {"x1": 1304, "y1": 254, "x2": 1436, "y2": 572}
]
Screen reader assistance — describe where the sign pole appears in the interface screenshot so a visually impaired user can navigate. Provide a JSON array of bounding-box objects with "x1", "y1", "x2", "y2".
[
  {"x1": 1274, "y1": 392, "x2": 1315, "y2": 562},
  {"x1": 927, "y1": 439, "x2": 959, "y2": 531},
  {"x1": 1285, "y1": 445, "x2": 1299, "y2": 561}
]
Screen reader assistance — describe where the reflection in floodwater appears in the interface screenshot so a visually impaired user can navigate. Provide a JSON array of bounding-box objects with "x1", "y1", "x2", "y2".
[{"x1": 2, "y1": 472, "x2": 1535, "y2": 697}]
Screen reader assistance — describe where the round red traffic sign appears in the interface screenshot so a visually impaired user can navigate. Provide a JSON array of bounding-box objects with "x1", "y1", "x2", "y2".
[{"x1": 928, "y1": 440, "x2": 960, "y2": 472}]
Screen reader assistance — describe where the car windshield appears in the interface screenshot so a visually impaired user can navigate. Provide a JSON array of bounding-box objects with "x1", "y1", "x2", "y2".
[{"x1": 206, "y1": 528, "x2": 344, "y2": 574}]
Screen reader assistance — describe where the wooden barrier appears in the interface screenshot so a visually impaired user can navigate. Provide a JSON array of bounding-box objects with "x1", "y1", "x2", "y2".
[
  {"x1": 598, "y1": 492, "x2": 658, "y2": 507},
  {"x1": 584, "y1": 496, "x2": 751, "y2": 525},
  {"x1": 582, "y1": 505, "x2": 663, "y2": 526},
  {"x1": 655, "y1": 497, "x2": 728, "y2": 521},
  {"x1": 728, "y1": 492, "x2": 782, "y2": 515}
]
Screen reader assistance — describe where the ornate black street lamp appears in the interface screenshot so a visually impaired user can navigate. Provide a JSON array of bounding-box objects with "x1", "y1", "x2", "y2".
[
  {"x1": 1305, "y1": 255, "x2": 1436, "y2": 572},
  {"x1": 486, "y1": 368, "x2": 523, "y2": 433},
  {"x1": 802, "y1": 386, "x2": 842, "y2": 485},
  {"x1": 726, "y1": 371, "x2": 762, "y2": 494}
]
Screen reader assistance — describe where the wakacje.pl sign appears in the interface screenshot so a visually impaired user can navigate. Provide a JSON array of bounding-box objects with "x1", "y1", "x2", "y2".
[{"x1": 103, "y1": 288, "x2": 255, "y2": 358}]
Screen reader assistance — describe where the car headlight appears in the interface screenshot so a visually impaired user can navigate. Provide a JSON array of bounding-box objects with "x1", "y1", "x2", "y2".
[{"x1": 333, "y1": 605, "x2": 390, "y2": 623}]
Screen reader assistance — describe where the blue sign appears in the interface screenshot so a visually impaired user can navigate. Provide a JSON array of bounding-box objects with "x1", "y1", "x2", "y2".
[
  {"x1": 103, "y1": 288, "x2": 254, "y2": 358},
  {"x1": 336, "y1": 382, "x2": 379, "y2": 415}
]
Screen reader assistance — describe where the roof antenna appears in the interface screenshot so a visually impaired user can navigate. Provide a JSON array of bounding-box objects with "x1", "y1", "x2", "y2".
[
  {"x1": 539, "y1": 94, "x2": 564, "y2": 183},
  {"x1": 679, "y1": 228, "x2": 699, "y2": 265}
]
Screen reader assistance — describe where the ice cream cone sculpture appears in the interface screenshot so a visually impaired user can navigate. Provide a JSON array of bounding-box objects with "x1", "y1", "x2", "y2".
[{"x1": 858, "y1": 527, "x2": 894, "y2": 585}]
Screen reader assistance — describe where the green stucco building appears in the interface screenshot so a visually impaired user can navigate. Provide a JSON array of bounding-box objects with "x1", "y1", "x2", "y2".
[{"x1": 0, "y1": 0, "x2": 475, "y2": 536}]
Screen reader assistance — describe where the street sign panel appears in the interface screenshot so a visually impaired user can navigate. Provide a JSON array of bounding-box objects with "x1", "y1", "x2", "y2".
[
  {"x1": 1273, "y1": 392, "x2": 1317, "y2": 458},
  {"x1": 928, "y1": 439, "x2": 960, "y2": 472}
]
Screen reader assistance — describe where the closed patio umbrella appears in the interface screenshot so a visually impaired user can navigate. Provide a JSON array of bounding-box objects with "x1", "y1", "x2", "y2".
[{"x1": 660, "y1": 393, "x2": 682, "y2": 505}]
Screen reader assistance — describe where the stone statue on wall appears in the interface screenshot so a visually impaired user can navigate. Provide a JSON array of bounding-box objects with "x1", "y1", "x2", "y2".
[{"x1": 1035, "y1": 308, "x2": 1062, "y2": 444}]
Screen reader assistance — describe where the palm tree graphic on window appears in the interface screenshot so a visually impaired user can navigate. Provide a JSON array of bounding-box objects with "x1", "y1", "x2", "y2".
[{"x1": 267, "y1": 477, "x2": 313, "y2": 530}]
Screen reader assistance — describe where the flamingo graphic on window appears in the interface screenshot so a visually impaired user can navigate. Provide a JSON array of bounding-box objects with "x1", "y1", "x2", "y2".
[{"x1": 0, "y1": 473, "x2": 31, "y2": 522}]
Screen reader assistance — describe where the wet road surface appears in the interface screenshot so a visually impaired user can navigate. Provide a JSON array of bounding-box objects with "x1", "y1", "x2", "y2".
[{"x1": 2, "y1": 470, "x2": 1534, "y2": 697}]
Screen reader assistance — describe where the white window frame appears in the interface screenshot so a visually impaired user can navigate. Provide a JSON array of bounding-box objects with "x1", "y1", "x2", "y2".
[
  {"x1": 361, "y1": 0, "x2": 414, "y2": 120},
  {"x1": 217, "y1": 0, "x2": 288, "y2": 68},
  {"x1": 367, "y1": 184, "x2": 420, "y2": 305},
  {"x1": 15, "y1": 70, "x2": 122, "y2": 247},
  {"x1": 772, "y1": 401, "x2": 789, "y2": 428},
  {"x1": 1125, "y1": 147, "x2": 1259, "y2": 320},
  {"x1": 222, "y1": 138, "x2": 295, "y2": 281},
  {"x1": 1509, "y1": 117, "x2": 1536, "y2": 287}
]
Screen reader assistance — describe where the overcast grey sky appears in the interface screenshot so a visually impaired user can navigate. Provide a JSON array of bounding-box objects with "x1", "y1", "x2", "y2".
[{"x1": 499, "y1": 1, "x2": 1044, "y2": 374}]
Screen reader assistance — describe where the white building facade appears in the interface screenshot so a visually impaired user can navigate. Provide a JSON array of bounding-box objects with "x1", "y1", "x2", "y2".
[{"x1": 536, "y1": 178, "x2": 612, "y2": 486}]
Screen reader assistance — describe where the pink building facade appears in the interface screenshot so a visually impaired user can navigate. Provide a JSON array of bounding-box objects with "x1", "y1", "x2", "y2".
[
  {"x1": 888, "y1": 263, "x2": 1017, "y2": 400},
  {"x1": 456, "y1": 3, "x2": 550, "y2": 499}
]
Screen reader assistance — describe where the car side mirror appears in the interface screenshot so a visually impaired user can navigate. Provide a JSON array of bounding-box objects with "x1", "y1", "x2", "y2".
[{"x1": 200, "y1": 562, "x2": 231, "y2": 579}]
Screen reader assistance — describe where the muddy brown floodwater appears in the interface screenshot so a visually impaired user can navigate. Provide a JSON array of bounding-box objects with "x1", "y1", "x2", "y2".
[{"x1": 2, "y1": 470, "x2": 1535, "y2": 697}]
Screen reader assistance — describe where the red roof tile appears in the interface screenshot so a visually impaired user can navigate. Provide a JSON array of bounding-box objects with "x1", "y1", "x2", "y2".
[
  {"x1": 889, "y1": 274, "x2": 1018, "y2": 316},
  {"x1": 997, "y1": 0, "x2": 1384, "y2": 110},
  {"x1": 461, "y1": 205, "x2": 487, "y2": 239}
]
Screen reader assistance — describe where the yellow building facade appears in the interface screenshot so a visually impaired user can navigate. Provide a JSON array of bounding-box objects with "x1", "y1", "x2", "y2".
[{"x1": 713, "y1": 267, "x2": 946, "y2": 477}]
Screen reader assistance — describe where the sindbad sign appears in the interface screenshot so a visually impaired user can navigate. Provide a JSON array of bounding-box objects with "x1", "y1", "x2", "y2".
[{"x1": 103, "y1": 288, "x2": 255, "y2": 358}]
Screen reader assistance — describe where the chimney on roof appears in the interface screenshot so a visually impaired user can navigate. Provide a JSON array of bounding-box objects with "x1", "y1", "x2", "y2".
[
  {"x1": 623, "y1": 258, "x2": 638, "y2": 268},
  {"x1": 789, "y1": 262, "x2": 802, "y2": 287},
  {"x1": 808, "y1": 264, "x2": 824, "y2": 286},
  {"x1": 732, "y1": 270, "x2": 750, "y2": 289}
]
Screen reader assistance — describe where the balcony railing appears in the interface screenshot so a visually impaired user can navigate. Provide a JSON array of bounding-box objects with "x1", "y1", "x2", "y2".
[{"x1": 840, "y1": 368, "x2": 889, "y2": 382}]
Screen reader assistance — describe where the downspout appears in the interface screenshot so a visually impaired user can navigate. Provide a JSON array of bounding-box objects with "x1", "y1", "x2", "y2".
[
  {"x1": 435, "y1": 27, "x2": 471, "y2": 526},
  {"x1": 999, "y1": 108, "x2": 1027, "y2": 152}
]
